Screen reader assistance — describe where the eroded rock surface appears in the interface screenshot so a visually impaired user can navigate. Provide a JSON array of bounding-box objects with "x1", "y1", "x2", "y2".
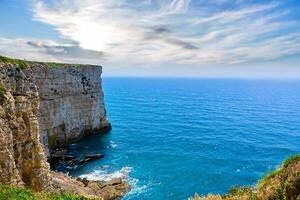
[
  {"x1": 0, "y1": 63, "x2": 127, "y2": 199},
  {"x1": 31, "y1": 65, "x2": 111, "y2": 157}
]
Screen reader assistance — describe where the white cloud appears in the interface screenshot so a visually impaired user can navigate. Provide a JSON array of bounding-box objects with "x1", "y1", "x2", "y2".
[
  {"x1": 163, "y1": 0, "x2": 191, "y2": 14},
  {"x1": 9, "y1": 0, "x2": 299, "y2": 67},
  {"x1": 0, "y1": 37, "x2": 106, "y2": 64}
]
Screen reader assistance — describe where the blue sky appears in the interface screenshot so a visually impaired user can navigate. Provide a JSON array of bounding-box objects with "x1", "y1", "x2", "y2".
[{"x1": 0, "y1": 0, "x2": 300, "y2": 77}]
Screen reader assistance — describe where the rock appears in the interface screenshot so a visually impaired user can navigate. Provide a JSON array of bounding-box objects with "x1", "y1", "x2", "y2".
[
  {"x1": 51, "y1": 149, "x2": 67, "y2": 159},
  {"x1": 0, "y1": 61, "x2": 129, "y2": 200},
  {"x1": 49, "y1": 149, "x2": 68, "y2": 168},
  {"x1": 33, "y1": 65, "x2": 111, "y2": 158},
  {"x1": 78, "y1": 154, "x2": 104, "y2": 164},
  {"x1": 81, "y1": 178, "x2": 90, "y2": 186},
  {"x1": 0, "y1": 64, "x2": 52, "y2": 191},
  {"x1": 85, "y1": 154, "x2": 104, "y2": 159},
  {"x1": 107, "y1": 178, "x2": 122, "y2": 186},
  {"x1": 64, "y1": 155, "x2": 76, "y2": 161},
  {"x1": 78, "y1": 158, "x2": 93, "y2": 164},
  {"x1": 53, "y1": 172, "x2": 130, "y2": 200}
]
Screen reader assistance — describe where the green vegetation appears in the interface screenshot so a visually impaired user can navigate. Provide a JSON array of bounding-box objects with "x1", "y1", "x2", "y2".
[
  {"x1": 0, "y1": 55, "x2": 91, "y2": 68},
  {"x1": 33, "y1": 61, "x2": 86, "y2": 68},
  {"x1": 283, "y1": 154, "x2": 300, "y2": 167},
  {"x1": 0, "y1": 55, "x2": 28, "y2": 69},
  {"x1": 0, "y1": 185, "x2": 100, "y2": 200},
  {"x1": 189, "y1": 154, "x2": 300, "y2": 200},
  {"x1": 0, "y1": 185, "x2": 35, "y2": 200},
  {"x1": 228, "y1": 186, "x2": 253, "y2": 196},
  {"x1": 258, "y1": 168, "x2": 281, "y2": 186}
]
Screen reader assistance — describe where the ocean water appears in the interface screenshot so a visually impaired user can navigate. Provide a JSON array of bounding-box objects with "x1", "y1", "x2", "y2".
[{"x1": 63, "y1": 78, "x2": 300, "y2": 200}]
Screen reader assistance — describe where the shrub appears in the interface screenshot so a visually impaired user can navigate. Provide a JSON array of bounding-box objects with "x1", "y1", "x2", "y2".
[
  {"x1": 0, "y1": 185, "x2": 100, "y2": 200},
  {"x1": 0, "y1": 185, "x2": 36, "y2": 200},
  {"x1": 48, "y1": 193, "x2": 96, "y2": 200}
]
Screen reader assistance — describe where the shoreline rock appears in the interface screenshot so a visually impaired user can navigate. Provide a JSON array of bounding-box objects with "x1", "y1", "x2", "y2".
[
  {"x1": 50, "y1": 149, "x2": 105, "y2": 169},
  {"x1": 51, "y1": 172, "x2": 130, "y2": 200}
]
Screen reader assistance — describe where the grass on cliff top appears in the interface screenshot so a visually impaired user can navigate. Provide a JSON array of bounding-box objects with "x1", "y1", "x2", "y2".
[
  {"x1": 0, "y1": 55, "x2": 95, "y2": 68},
  {"x1": 0, "y1": 55, "x2": 28, "y2": 69},
  {"x1": 0, "y1": 185, "x2": 100, "y2": 200}
]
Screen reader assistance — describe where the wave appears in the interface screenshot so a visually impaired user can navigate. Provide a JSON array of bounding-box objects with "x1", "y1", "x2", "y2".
[
  {"x1": 79, "y1": 167, "x2": 132, "y2": 182},
  {"x1": 124, "y1": 177, "x2": 148, "y2": 199},
  {"x1": 109, "y1": 141, "x2": 117, "y2": 148},
  {"x1": 79, "y1": 166, "x2": 149, "y2": 199}
]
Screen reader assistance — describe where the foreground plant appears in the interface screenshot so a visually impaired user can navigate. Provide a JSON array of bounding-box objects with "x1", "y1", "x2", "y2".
[
  {"x1": 189, "y1": 154, "x2": 300, "y2": 200},
  {"x1": 0, "y1": 185, "x2": 101, "y2": 200}
]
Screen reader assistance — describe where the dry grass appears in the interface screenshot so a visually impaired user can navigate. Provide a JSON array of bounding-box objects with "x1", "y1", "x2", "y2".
[{"x1": 189, "y1": 154, "x2": 300, "y2": 200}]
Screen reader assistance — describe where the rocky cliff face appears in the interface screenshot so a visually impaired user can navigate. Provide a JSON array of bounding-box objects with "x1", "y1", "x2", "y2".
[
  {"x1": 32, "y1": 65, "x2": 111, "y2": 156},
  {"x1": 0, "y1": 60, "x2": 128, "y2": 199},
  {"x1": 0, "y1": 65, "x2": 52, "y2": 191}
]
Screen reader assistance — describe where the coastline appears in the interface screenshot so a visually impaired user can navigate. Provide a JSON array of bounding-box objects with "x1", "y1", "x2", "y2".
[{"x1": 0, "y1": 56, "x2": 129, "y2": 199}]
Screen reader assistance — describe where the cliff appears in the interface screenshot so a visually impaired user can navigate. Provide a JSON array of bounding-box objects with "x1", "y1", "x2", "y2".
[
  {"x1": 32, "y1": 64, "x2": 111, "y2": 157},
  {"x1": 0, "y1": 56, "x2": 128, "y2": 199},
  {"x1": 189, "y1": 155, "x2": 300, "y2": 200}
]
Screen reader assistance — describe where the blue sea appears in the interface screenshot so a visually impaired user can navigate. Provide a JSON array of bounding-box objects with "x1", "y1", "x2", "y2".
[{"x1": 63, "y1": 78, "x2": 300, "y2": 200}]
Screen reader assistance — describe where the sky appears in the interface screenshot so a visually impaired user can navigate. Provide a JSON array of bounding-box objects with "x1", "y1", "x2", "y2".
[{"x1": 0, "y1": 0, "x2": 300, "y2": 78}]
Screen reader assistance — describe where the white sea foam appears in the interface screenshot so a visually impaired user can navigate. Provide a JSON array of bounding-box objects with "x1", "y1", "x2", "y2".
[
  {"x1": 124, "y1": 177, "x2": 148, "y2": 198},
  {"x1": 79, "y1": 166, "x2": 149, "y2": 198},
  {"x1": 110, "y1": 141, "x2": 117, "y2": 148},
  {"x1": 79, "y1": 167, "x2": 132, "y2": 182}
]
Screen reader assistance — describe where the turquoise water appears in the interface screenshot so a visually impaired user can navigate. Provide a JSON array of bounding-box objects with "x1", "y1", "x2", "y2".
[{"x1": 64, "y1": 78, "x2": 300, "y2": 200}]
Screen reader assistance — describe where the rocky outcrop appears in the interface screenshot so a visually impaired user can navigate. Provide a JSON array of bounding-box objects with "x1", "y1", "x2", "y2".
[
  {"x1": 53, "y1": 172, "x2": 129, "y2": 200},
  {"x1": 0, "y1": 60, "x2": 128, "y2": 199},
  {"x1": 0, "y1": 65, "x2": 52, "y2": 191},
  {"x1": 32, "y1": 66, "x2": 111, "y2": 157}
]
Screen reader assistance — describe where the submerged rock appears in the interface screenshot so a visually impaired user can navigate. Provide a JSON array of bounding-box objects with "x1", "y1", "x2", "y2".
[
  {"x1": 51, "y1": 149, "x2": 68, "y2": 159},
  {"x1": 85, "y1": 154, "x2": 104, "y2": 159},
  {"x1": 77, "y1": 154, "x2": 104, "y2": 164},
  {"x1": 64, "y1": 155, "x2": 77, "y2": 161}
]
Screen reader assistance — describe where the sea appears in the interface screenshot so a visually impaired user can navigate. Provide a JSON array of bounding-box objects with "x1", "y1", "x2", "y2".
[{"x1": 59, "y1": 78, "x2": 300, "y2": 200}]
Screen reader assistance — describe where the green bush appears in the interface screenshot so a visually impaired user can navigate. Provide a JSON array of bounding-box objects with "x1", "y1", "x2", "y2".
[
  {"x1": 0, "y1": 185, "x2": 100, "y2": 200},
  {"x1": 0, "y1": 185, "x2": 36, "y2": 200},
  {"x1": 49, "y1": 193, "x2": 94, "y2": 200}
]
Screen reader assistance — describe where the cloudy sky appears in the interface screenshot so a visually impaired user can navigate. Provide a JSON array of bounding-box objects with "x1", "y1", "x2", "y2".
[{"x1": 0, "y1": 0, "x2": 300, "y2": 77}]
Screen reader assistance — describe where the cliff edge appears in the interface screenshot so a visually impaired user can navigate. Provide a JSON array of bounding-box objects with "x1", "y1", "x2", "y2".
[{"x1": 0, "y1": 56, "x2": 128, "y2": 199}]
